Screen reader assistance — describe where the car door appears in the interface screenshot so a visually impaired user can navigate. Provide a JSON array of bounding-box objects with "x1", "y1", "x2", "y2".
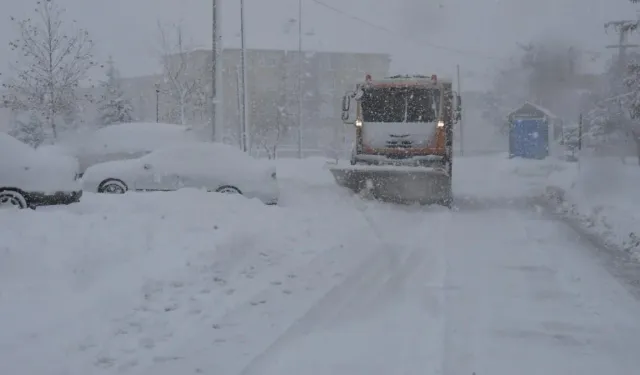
[
  {"x1": 172, "y1": 153, "x2": 221, "y2": 191},
  {"x1": 133, "y1": 156, "x2": 182, "y2": 191}
]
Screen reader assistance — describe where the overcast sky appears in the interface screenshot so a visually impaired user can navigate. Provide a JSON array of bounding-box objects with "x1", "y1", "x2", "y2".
[{"x1": 1, "y1": 0, "x2": 638, "y2": 90}]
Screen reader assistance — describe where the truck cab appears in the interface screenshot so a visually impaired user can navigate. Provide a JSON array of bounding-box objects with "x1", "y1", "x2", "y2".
[{"x1": 341, "y1": 74, "x2": 461, "y2": 175}]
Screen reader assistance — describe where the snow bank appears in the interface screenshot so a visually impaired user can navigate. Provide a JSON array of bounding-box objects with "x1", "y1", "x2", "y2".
[
  {"x1": 287, "y1": 153, "x2": 569, "y2": 202},
  {"x1": 0, "y1": 185, "x2": 374, "y2": 374},
  {"x1": 55, "y1": 123, "x2": 205, "y2": 172},
  {"x1": 455, "y1": 153, "x2": 567, "y2": 200},
  {"x1": 545, "y1": 157, "x2": 640, "y2": 260}
]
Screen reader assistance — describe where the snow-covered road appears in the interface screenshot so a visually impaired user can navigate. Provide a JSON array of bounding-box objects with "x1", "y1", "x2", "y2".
[
  {"x1": 1, "y1": 156, "x2": 640, "y2": 375},
  {"x1": 213, "y1": 207, "x2": 640, "y2": 375}
]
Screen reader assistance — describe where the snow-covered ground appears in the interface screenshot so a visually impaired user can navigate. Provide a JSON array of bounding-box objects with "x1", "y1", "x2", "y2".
[
  {"x1": 2, "y1": 154, "x2": 640, "y2": 375},
  {"x1": 546, "y1": 156, "x2": 640, "y2": 261}
]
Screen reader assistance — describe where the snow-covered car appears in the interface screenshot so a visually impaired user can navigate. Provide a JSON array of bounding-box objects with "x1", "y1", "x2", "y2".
[
  {"x1": 52, "y1": 122, "x2": 205, "y2": 175},
  {"x1": 82, "y1": 142, "x2": 279, "y2": 205},
  {"x1": 0, "y1": 132, "x2": 82, "y2": 209}
]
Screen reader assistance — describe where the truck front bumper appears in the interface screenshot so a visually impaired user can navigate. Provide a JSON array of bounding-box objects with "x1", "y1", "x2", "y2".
[{"x1": 353, "y1": 153, "x2": 445, "y2": 167}]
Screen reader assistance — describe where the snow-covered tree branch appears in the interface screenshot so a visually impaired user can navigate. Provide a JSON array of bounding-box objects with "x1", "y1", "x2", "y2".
[
  {"x1": 157, "y1": 22, "x2": 202, "y2": 125},
  {"x1": 1, "y1": 0, "x2": 95, "y2": 139},
  {"x1": 97, "y1": 56, "x2": 134, "y2": 126},
  {"x1": 9, "y1": 112, "x2": 45, "y2": 148}
]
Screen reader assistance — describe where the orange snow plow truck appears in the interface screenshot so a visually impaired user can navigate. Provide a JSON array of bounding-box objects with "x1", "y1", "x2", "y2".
[{"x1": 329, "y1": 74, "x2": 462, "y2": 207}]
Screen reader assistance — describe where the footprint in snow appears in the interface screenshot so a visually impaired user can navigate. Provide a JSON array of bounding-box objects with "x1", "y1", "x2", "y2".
[
  {"x1": 153, "y1": 356, "x2": 182, "y2": 363},
  {"x1": 116, "y1": 359, "x2": 139, "y2": 372},
  {"x1": 95, "y1": 356, "x2": 116, "y2": 368},
  {"x1": 164, "y1": 303, "x2": 179, "y2": 312},
  {"x1": 189, "y1": 308, "x2": 203, "y2": 315},
  {"x1": 170, "y1": 280, "x2": 184, "y2": 288},
  {"x1": 139, "y1": 338, "x2": 155, "y2": 349}
]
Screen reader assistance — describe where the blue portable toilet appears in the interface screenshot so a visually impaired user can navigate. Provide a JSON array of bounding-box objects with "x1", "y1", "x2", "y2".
[{"x1": 506, "y1": 102, "x2": 554, "y2": 159}]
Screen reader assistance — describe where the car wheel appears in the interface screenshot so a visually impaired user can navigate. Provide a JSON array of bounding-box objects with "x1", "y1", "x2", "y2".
[
  {"x1": 98, "y1": 179, "x2": 128, "y2": 194},
  {"x1": 215, "y1": 185, "x2": 242, "y2": 195},
  {"x1": 0, "y1": 189, "x2": 28, "y2": 209}
]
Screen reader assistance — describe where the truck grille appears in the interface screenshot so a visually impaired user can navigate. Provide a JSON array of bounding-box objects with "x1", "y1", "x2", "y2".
[{"x1": 386, "y1": 140, "x2": 413, "y2": 148}]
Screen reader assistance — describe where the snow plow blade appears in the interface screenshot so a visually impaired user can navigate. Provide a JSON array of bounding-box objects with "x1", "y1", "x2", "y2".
[{"x1": 328, "y1": 164, "x2": 452, "y2": 206}]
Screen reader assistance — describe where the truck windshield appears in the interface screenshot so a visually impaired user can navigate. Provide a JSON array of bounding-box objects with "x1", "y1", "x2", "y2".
[{"x1": 360, "y1": 87, "x2": 440, "y2": 123}]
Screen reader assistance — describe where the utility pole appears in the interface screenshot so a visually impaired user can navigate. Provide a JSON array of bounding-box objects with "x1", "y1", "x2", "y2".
[
  {"x1": 236, "y1": 64, "x2": 243, "y2": 149},
  {"x1": 240, "y1": 0, "x2": 249, "y2": 152},
  {"x1": 296, "y1": 0, "x2": 303, "y2": 159},
  {"x1": 211, "y1": 0, "x2": 222, "y2": 142},
  {"x1": 456, "y1": 64, "x2": 463, "y2": 156},
  {"x1": 605, "y1": 20, "x2": 639, "y2": 147},
  {"x1": 155, "y1": 83, "x2": 160, "y2": 123}
]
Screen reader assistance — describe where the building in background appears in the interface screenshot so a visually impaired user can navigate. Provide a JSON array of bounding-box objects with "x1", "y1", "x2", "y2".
[
  {"x1": 1, "y1": 48, "x2": 390, "y2": 155},
  {"x1": 119, "y1": 48, "x2": 390, "y2": 153}
]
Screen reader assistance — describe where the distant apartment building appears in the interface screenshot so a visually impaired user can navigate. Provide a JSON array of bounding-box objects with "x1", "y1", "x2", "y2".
[{"x1": 119, "y1": 48, "x2": 390, "y2": 149}]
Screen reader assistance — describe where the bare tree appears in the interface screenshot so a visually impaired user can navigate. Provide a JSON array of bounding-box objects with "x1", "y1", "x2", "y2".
[
  {"x1": 250, "y1": 56, "x2": 291, "y2": 159},
  {"x1": 2, "y1": 0, "x2": 95, "y2": 139},
  {"x1": 157, "y1": 22, "x2": 202, "y2": 125}
]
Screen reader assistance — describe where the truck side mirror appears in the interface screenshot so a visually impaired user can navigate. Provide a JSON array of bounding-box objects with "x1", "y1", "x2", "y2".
[
  {"x1": 341, "y1": 110, "x2": 350, "y2": 121},
  {"x1": 341, "y1": 94, "x2": 350, "y2": 112},
  {"x1": 341, "y1": 93, "x2": 355, "y2": 124}
]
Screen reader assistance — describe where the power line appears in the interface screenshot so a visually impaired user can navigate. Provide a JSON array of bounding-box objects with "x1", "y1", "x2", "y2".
[
  {"x1": 308, "y1": 0, "x2": 507, "y2": 61},
  {"x1": 308, "y1": 0, "x2": 607, "y2": 63}
]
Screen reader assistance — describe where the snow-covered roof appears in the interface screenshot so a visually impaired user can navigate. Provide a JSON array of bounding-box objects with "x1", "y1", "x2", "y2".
[
  {"x1": 505, "y1": 101, "x2": 558, "y2": 120},
  {"x1": 523, "y1": 101, "x2": 558, "y2": 119}
]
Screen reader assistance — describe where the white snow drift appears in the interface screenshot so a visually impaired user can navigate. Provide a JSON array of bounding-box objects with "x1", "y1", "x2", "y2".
[
  {"x1": 52, "y1": 122, "x2": 204, "y2": 173},
  {"x1": 2, "y1": 155, "x2": 640, "y2": 375},
  {"x1": 82, "y1": 142, "x2": 279, "y2": 204}
]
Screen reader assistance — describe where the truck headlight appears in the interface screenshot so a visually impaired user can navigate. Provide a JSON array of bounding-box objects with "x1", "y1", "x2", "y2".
[
  {"x1": 437, "y1": 120, "x2": 444, "y2": 128},
  {"x1": 355, "y1": 119, "x2": 363, "y2": 127}
]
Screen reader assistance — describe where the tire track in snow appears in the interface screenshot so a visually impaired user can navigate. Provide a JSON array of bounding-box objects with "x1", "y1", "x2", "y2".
[
  {"x1": 235, "y1": 200, "x2": 449, "y2": 375},
  {"x1": 137, "y1": 194, "x2": 389, "y2": 374}
]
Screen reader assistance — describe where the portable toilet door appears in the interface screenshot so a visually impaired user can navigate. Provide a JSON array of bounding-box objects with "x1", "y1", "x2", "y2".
[{"x1": 509, "y1": 118, "x2": 549, "y2": 159}]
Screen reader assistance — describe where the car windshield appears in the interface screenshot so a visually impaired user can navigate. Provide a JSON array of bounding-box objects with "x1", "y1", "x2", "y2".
[{"x1": 361, "y1": 87, "x2": 440, "y2": 123}]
